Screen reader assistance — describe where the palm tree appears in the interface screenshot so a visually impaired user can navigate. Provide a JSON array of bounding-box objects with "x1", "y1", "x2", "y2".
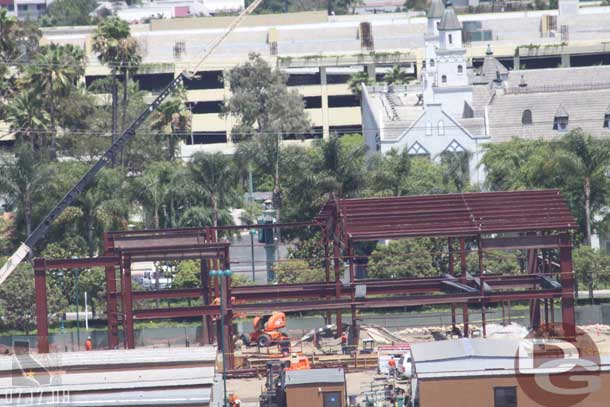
[
  {"x1": 131, "y1": 162, "x2": 174, "y2": 229},
  {"x1": 26, "y1": 44, "x2": 85, "y2": 157},
  {"x1": 78, "y1": 168, "x2": 129, "y2": 256},
  {"x1": 383, "y1": 65, "x2": 411, "y2": 85},
  {"x1": 348, "y1": 70, "x2": 374, "y2": 100},
  {"x1": 549, "y1": 130, "x2": 610, "y2": 245},
  {"x1": 188, "y1": 152, "x2": 240, "y2": 230},
  {"x1": 0, "y1": 145, "x2": 50, "y2": 238},
  {"x1": 116, "y1": 36, "x2": 141, "y2": 132},
  {"x1": 92, "y1": 17, "x2": 139, "y2": 164},
  {"x1": 314, "y1": 135, "x2": 367, "y2": 198},
  {"x1": 5, "y1": 90, "x2": 50, "y2": 151},
  {"x1": 150, "y1": 89, "x2": 191, "y2": 161}
]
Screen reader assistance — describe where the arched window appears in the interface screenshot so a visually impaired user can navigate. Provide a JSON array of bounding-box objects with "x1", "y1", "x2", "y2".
[
  {"x1": 430, "y1": 59, "x2": 435, "y2": 67},
  {"x1": 441, "y1": 75, "x2": 447, "y2": 84},
  {"x1": 448, "y1": 34, "x2": 453, "y2": 44},
  {"x1": 457, "y1": 65, "x2": 463, "y2": 74},
  {"x1": 438, "y1": 120, "x2": 445, "y2": 136},
  {"x1": 426, "y1": 122, "x2": 433, "y2": 136},
  {"x1": 522, "y1": 109, "x2": 533, "y2": 125}
]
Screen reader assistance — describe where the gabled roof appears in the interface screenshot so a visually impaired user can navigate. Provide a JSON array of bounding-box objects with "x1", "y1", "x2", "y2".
[
  {"x1": 317, "y1": 189, "x2": 576, "y2": 241},
  {"x1": 475, "y1": 45, "x2": 508, "y2": 84},
  {"x1": 555, "y1": 104, "x2": 569, "y2": 117},
  {"x1": 438, "y1": 5, "x2": 461, "y2": 31},
  {"x1": 427, "y1": 0, "x2": 445, "y2": 18}
]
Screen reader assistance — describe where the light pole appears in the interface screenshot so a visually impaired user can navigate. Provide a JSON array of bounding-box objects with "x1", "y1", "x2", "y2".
[
  {"x1": 72, "y1": 256, "x2": 81, "y2": 350},
  {"x1": 249, "y1": 229, "x2": 256, "y2": 282},
  {"x1": 209, "y1": 268, "x2": 233, "y2": 407}
]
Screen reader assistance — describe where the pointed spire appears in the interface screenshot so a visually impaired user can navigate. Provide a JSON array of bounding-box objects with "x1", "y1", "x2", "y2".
[
  {"x1": 438, "y1": 2, "x2": 462, "y2": 31},
  {"x1": 427, "y1": 0, "x2": 445, "y2": 19}
]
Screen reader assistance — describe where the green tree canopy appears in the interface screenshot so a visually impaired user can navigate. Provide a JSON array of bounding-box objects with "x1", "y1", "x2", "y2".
[
  {"x1": 223, "y1": 53, "x2": 311, "y2": 142},
  {"x1": 43, "y1": 0, "x2": 98, "y2": 27}
]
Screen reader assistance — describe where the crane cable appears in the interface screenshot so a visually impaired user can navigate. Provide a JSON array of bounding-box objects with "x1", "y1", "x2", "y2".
[
  {"x1": 0, "y1": 0, "x2": 264, "y2": 286},
  {"x1": 188, "y1": 0, "x2": 264, "y2": 76}
]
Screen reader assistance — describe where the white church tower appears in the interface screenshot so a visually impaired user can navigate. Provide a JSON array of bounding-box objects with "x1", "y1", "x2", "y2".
[
  {"x1": 424, "y1": 1, "x2": 472, "y2": 118},
  {"x1": 423, "y1": 0, "x2": 445, "y2": 103}
]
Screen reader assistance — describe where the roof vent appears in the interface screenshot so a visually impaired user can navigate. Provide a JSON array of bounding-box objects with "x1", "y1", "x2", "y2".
[{"x1": 360, "y1": 22, "x2": 374, "y2": 50}]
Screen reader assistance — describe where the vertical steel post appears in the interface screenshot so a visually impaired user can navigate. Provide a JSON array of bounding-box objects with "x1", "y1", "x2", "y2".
[
  {"x1": 122, "y1": 255, "x2": 135, "y2": 349},
  {"x1": 527, "y1": 248, "x2": 541, "y2": 330},
  {"x1": 200, "y1": 259, "x2": 211, "y2": 345},
  {"x1": 478, "y1": 236, "x2": 486, "y2": 338},
  {"x1": 323, "y1": 224, "x2": 332, "y2": 325},
  {"x1": 459, "y1": 238, "x2": 469, "y2": 337},
  {"x1": 334, "y1": 215, "x2": 342, "y2": 337},
  {"x1": 104, "y1": 233, "x2": 119, "y2": 349},
  {"x1": 448, "y1": 238, "x2": 456, "y2": 333},
  {"x1": 349, "y1": 244, "x2": 358, "y2": 350},
  {"x1": 34, "y1": 261, "x2": 49, "y2": 354},
  {"x1": 559, "y1": 233, "x2": 576, "y2": 338},
  {"x1": 223, "y1": 249, "x2": 235, "y2": 370}
]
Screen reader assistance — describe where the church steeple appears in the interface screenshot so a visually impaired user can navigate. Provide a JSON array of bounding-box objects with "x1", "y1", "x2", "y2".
[
  {"x1": 426, "y1": 0, "x2": 445, "y2": 36},
  {"x1": 438, "y1": 2, "x2": 462, "y2": 49}
]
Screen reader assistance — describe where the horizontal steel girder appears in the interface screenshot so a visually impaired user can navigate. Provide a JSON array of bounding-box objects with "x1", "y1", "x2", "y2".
[{"x1": 131, "y1": 288, "x2": 563, "y2": 319}]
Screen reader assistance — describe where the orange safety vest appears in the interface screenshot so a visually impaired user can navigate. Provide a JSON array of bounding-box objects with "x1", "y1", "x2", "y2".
[
  {"x1": 388, "y1": 359, "x2": 396, "y2": 368},
  {"x1": 85, "y1": 339, "x2": 93, "y2": 351}
]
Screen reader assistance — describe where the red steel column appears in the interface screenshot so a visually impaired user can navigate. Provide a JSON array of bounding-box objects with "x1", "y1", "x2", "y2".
[
  {"x1": 448, "y1": 238, "x2": 456, "y2": 333},
  {"x1": 334, "y1": 218, "x2": 342, "y2": 337},
  {"x1": 323, "y1": 225, "x2": 332, "y2": 325},
  {"x1": 34, "y1": 261, "x2": 49, "y2": 354},
  {"x1": 459, "y1": 238, "x2": 469, "y2": 337},
  {"x1": 222, "y1": 249, "x2": 235, "y2": 370},
  {"x1": 122, "y1": 255, "x2": 135, "y2": 349},
  {"x1": 528, "y1": 249, "x2": 541, "y2": 330},
  {"x1": 104, "y1": 233, "x2": 119, "y2": 349},
  {"x1": 200, "y1": 259, "x2": 211, "y2": 345},
  {"x1": 349, "y1": 244, "x2": 358, "y2": 349},
  {"x1": 559, "y1": 233, "x2": 576, "y2": 338},
  {"x1": 478, "y1": 237, "x2": 486, "y2": 338}
]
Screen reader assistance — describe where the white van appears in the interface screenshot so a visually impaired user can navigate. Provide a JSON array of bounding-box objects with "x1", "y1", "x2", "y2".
[{"x1": 377, "y1": 344, "x2": 412, "y2": 378}]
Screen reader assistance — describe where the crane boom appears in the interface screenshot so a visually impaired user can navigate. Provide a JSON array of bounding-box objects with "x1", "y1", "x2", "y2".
[{"x1": 0, "y1": 0, "x2": 264, "y2": 286}]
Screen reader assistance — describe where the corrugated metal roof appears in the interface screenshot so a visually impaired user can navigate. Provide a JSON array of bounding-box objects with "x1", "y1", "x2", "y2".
[
  {"x1": 0, "y1": 388, "x2": 212, "y2": 406},
  {"x1": 0, "y1": 347, "x2": 217, "y2": 372},
  {"x1": 0, "y1": 366, "x2": 215, "y2": 392},
  {"x1": 412, "y1": 339, "x2": 610, "y2": 379},
  {"x1": 285, "y1": 368, "x2": 345, "y2": 386}
]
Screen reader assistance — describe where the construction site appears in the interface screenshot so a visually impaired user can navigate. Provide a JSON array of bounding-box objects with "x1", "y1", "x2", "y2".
[
  {"x1": 2, "y1": 0, "x2": 610, "y2": 406},
  {"x1": 4, "y1": 186, "x2": 607, "y2": 406}
]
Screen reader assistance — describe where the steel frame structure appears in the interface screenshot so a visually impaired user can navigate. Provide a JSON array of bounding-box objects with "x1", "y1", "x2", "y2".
[{"x1": 33, "y1": 189, "x2": 577, "y2": 370}]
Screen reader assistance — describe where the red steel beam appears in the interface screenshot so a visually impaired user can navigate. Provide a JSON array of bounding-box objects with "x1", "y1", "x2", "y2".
[
  {"x1": 132, "y1": 288, "x2": 563, "y2": 320},
  {"x1": 33, "y1": 256, "x2": 120, "y2": 270}
]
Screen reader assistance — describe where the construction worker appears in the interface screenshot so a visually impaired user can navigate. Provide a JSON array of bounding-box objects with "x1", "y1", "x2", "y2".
[
  {"x1": 341, "y1": 333, "x2": 348, "y2": 355},
  {"x1": 85, "y1": 336, "x2": 93, "y2": 351},
  {"x1": 388, "y1": 355, "x2": 397, "y2": 378},
  {"x1": 228, "y1": 393, "x2": 241, "y2": 407}
]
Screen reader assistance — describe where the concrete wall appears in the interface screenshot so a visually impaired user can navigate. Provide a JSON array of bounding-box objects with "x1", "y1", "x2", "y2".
[{"x1": 286, "y1": 384, "x2": 345, "y2": 407}]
